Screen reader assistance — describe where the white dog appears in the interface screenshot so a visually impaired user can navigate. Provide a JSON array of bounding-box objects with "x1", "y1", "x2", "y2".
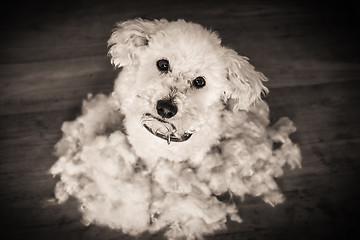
[{"x1": 50, "y1": 19, "x2": 301, "y2": 240}]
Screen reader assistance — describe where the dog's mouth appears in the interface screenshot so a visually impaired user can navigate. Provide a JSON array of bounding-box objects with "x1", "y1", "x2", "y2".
[{"x1": 141, "y1": 113, "x2": 193, "y2": 145}]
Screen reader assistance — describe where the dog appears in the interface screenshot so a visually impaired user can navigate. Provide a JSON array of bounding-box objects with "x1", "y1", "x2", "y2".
[{"x1": 50, "y1": 19, "x2": 301, "y2": 239}]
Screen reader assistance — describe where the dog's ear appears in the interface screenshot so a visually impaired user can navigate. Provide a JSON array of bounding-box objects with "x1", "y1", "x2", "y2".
[
  {"x1": 108, "y1": 18, "x2": 169, "y2": 68},
  {"x1": 222, "y1": 48, "x2": 269, "y2": 111}
]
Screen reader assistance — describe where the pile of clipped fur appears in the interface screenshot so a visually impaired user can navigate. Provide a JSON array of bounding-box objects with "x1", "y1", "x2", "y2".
[{"x1": 50, "y1": 93, "x2": 301, "y2": 239}]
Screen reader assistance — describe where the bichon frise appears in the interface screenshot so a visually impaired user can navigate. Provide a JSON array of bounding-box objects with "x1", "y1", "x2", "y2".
[{"x1": 50, "y1": 19, "x2": 301, "y2": 240}]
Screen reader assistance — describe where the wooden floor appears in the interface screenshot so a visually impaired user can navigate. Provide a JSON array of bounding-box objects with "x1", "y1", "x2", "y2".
[{"x1": 1, "y1": 0, "x2": 359, "y2": 239}]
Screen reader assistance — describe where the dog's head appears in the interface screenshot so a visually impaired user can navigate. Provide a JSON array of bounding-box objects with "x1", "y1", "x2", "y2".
[{"x1": 108, "y1": 19, "x2": 268, "y2": 162}]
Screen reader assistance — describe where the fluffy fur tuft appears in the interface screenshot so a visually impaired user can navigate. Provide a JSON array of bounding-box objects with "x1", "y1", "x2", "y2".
[
  {"x1": 50, "y1": 19, "x2": 301, "y2": 240},
  {"x1": 223, "y1": 48, "x2": 269, "y2": 111}
]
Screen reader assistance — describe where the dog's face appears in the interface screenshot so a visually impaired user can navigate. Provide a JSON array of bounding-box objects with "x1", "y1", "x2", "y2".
[{"x1": 108, "y1": 19, "x2": 268, "y2": 163}]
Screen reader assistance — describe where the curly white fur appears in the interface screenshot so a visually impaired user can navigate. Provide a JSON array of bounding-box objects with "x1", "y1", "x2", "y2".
[{"x1": 50, "y1": 19, "x2": 301, "y2": 240}]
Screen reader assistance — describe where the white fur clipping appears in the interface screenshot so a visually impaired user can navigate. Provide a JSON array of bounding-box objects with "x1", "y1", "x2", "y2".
[{"x1": 50, "y1": 94, "x2": 301, "y2": 239}]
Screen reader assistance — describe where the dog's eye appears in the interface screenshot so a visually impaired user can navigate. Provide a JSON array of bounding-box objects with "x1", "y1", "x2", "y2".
[
  {"x1": 193, "y1": 76, "x2": 206, "y2": 89},
  {"x1": 156, "y1": 59, "x2": 169, "y2": 72}
]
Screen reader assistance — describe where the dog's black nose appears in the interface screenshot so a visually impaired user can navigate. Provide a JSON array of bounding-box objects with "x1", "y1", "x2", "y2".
[{"x1": 156, "y1": 99, "x2": 178, "y2": 118}]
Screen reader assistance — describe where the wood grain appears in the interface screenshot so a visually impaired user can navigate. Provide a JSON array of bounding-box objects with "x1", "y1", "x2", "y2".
[{"x1": 1, "y1": 0, "x2": 359, "y2": 239}]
